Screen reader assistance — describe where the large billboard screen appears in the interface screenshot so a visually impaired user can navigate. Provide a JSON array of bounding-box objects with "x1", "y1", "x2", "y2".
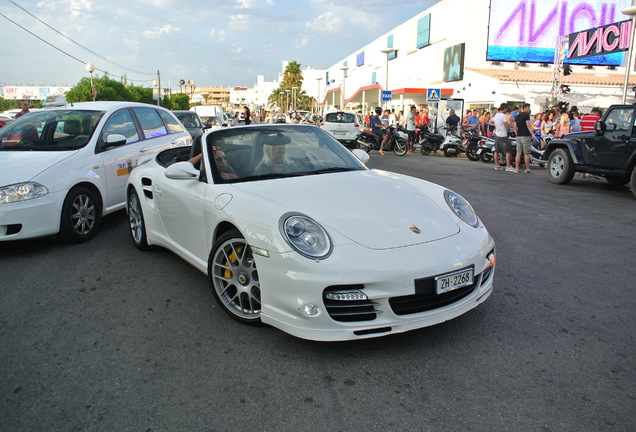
[{"x1": 487, "y1": 0, "x2": 632, "y2": 65}]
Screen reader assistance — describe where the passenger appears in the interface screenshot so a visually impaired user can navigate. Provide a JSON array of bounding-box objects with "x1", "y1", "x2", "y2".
[
  {"x1": 188, "y1": 148, "x2": 237, "y2": 179},
  {"x1": 213, "y1": 148, "x2": 237, "y2": 179}
]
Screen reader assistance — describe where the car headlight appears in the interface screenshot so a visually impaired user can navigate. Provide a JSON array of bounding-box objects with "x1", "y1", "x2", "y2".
[
  {"x1": 280, "y1": 214, "x2": 332, "y2": 259},
  {"x1": 0, "y1": 182, "x2": 48, "y2": 204},
  {"x1": 444, "y1": 190, "x2": 479, "y2": 227}
]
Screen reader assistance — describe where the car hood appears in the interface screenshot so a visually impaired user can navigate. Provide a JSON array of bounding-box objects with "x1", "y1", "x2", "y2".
[
  {"x1": 234, "y1": 170, "x2": 460, "y2": 250},
  {"x1": 0, "y1": 151, "x2": 75, "y2": 185}
]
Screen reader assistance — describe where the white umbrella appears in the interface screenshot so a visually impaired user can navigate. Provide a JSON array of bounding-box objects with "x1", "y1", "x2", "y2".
[{"x1": 578, "y1": 95, "x2": 623, "y2": 108}]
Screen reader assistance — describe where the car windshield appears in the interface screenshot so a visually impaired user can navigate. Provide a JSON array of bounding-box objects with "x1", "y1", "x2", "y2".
[
  {"x1": 0, "y1": 109, "x2": 104, "y2": 151},
  {"x1": 200, "y1": 116, "x2": 223, "y2": 128},
  {"x1": 325, "y1": 112, "x2": 356, "y2": 123},
  {"x1": 175, "y1": 112, "x2": 203, "y2": 129},
  {"x1": 204, "y1": 125, "x2": 366, "y2": 183}
]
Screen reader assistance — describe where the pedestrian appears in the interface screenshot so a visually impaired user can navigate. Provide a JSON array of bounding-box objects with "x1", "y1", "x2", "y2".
[
  {"x1": 554, "y1": 112, "x2": 570, "y2": 138},
  {"x1": 381, "y1": 109, "x2": 389, "y2": 126},
  {"x1": 14, "y1": 99, "x2": 31, "y2": 118},
  {"x1": 510, "y1": 106, "x2": 519, "y2": 119},
  {"x1": 480, "y1": 110, "x2": 491, "y2": 136},
  {"x1": 492, "y1": 103, "x2": 514, "y2": 172},
  {"x1": 514, "y1": 103, "x2": 533, "y2": 173},
  {"x1": 532, "y1": 113, "x2": 544, "y2": 148},
  {"x1": 406, "y1": 105, "x2": 417, "y2": 153},
  {"x1": 243, "y1": 106, "x2": 253, "y2": 125},
  {"x1": 446, "y1": 109, "x2": 460, "y2": 132},
  {"x1": 580, "y1": 108, "x2": 602, "y2": 131},
  {"x1": 569, "y1": 112, "x2": 581, "y2": 132},
  {"x1": 388, "y1": 109, "x2": 397, "y2": 126}
]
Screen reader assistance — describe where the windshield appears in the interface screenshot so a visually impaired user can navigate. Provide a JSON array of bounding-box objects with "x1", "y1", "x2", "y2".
[
  {"x1": 325, "y1": 112, "x2": 356, "y2": 123},
  {"x1": 203, "y1": 125, "x2": 366, "y2": 183},
  {"x1": 175, "y1": 112, "x2": 203, "y2": 129},
  {"x1": 0, "y1": 109, "x2": 104, "y2": 151}
]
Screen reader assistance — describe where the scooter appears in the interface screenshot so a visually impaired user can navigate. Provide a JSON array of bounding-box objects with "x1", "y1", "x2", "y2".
[
  {"x1": 356, "y1": 125, "x2": 408, "y2": 156},
  {"x1": 438, "y1": 127, "x2": 466, "y2": 157}
]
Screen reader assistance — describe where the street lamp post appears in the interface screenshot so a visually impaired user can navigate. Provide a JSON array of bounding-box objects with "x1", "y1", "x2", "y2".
[
  {"x1": 292, "y1": 86, "x2": 298, "y2": 111},
  {"x1": 315, "y1": 77, "x2": 323, "y2": 114},
  {"x1": 380, "y1": 48, "x2": 397, "y2": 108},
  {"x1": 85, "y1": 63, "x2": 96, "y2": 101},
  {"x1": 285, "y1": 89, "x2": 290, "y2": 113},
  {"x1": 621, "y1": 6, "x2": 636, "y2": 104},
  {"x1": 340, "y1": 66, "x2": 349, "y2": 110}
]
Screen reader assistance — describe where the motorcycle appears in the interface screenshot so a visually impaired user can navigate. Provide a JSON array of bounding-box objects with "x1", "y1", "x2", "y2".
[
  {"x1": 495, "y1": 134, "x2": 547, "y2": 168},
  {"x1": 356, "y1": 125, "x2": 408, "y2": 156},
  {"x1": 415, "y1": 127, "x2": 445, "y2": 155},
  {"x1": 462, "y1": 130, "x2": 490, "y2": 161}
]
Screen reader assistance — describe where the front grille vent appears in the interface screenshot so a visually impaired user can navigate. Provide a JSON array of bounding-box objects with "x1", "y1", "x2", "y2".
[{"x1": 389, "y1": 279, "x2": 478, "y2": 316}]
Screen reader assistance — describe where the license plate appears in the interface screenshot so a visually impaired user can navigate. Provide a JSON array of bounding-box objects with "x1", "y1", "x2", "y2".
[
  {"x1": 435, "y1": 268, "x2": 474, "y2": 294},
  {"x1": 333, "y1": 131, "x2": 346, "y2": 135},
  {"x1": 476, "y1": 149, "x2": 482, "y2": 154}
]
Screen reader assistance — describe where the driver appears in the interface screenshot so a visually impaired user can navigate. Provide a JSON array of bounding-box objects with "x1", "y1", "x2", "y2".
[
  {"x1": 370, "y1": 106, "x2": 390, "y2": 155},
  {"x1": 253, "y1": 134, "x2": 297, "y2": 175}
]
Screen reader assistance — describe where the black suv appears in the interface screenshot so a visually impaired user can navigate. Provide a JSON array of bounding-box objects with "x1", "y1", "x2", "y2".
[{"x1": 546, "y1": 104, "x2": 636, "y2": 198}]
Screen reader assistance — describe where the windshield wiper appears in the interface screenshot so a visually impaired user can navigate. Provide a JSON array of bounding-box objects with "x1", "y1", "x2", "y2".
[{"x1": 306, "y1": 167, "x2": 356, "y2": 175}]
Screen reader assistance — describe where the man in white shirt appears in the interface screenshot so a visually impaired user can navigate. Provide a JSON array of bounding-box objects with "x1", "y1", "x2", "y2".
[{"x1": 492, "y1": 103, "x2": 515, "y2": 172}]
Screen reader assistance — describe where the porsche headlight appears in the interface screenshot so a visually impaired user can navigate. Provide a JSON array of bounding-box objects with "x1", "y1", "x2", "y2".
[
  {"x1": 444, "y1": 190, "x2": 479, "y2": 227},
  {"x1": 0, "y1": 182, "x2": 48, "y2": 204},
  {"x1": 281, "y1": 214, "x2": 332, "y2": 259}
]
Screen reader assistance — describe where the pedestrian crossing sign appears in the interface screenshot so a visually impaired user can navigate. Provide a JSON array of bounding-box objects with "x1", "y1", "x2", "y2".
[{"x1": 427, "y1": 88, "x2": 440, "y2": 102}]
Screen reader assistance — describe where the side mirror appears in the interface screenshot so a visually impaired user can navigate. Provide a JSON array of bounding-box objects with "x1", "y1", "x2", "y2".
[
  {"x1": 352, "y1": 148, "x2": 370, "y2": 164},
  {"x1": 97, "y1": 134, "x2": 127, "y2": 152},
  {"x1": 165, "y1": 161, "x2": 200, "y2": 180},
  {"x1": 594, "y1": 121, "x2": 605, "y2": 134}
]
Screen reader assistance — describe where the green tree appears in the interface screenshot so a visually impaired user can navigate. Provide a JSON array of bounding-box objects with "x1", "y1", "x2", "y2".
[
  {"x1": 269, "y1": 61, "x2": 307, "y2": 111},
  {"x1": 168, "y1": 93, "x2": 191, "y2": 110}
]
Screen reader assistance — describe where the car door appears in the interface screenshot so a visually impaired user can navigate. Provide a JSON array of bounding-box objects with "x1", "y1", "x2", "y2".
[
  {"x1": 98, "y1": 108, "x2": 145, "y2": 210},
  {"x1": 590, "y1": 107, "x2": 636, "y2": 169},
  {"x1": 153, "y1": 162, "x2": 216, "y2": 262},
  {"x1": 100, "y1": 107, "x2": 185, "y2": 210}
]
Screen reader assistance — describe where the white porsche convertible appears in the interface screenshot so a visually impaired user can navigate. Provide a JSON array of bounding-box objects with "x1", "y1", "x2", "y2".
[{"x1": 126, "y1": 124, "x2": 495, "y2": 341}]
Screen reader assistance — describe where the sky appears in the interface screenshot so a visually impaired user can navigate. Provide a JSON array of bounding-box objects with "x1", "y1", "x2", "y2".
[{"x1": 0, "y1": 0, "x2": 438, "y2": 89}]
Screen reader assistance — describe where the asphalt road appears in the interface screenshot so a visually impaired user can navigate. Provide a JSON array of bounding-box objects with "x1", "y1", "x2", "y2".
[{"x1": 1, "y1": 152, "x2": 635, "y2": 432}]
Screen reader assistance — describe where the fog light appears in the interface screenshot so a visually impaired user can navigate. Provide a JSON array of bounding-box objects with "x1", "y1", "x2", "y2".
[
  {"x1": 324, "y1": 291, "x2": 368, "y2": 301},
  {"x1": 303, "y1": 304, "x2": 321, "y2": 317}
]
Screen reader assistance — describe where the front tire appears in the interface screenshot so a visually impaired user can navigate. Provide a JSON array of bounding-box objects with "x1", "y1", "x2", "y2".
[
  {"x1": 466, "y1": 142, "x2": 480, "y2": 161},
  {"x1": 481, "y1": 152, "x2": 493, "y2": 163},
  {"x1": 127, "y1": 188, "x2": 151, "y2": 250},
  {"x1": 59, "y1": 186, "x2": 100, "y2": 243},
  {"x1": 630, "y1": 168, "x2": 636, "y2": 199},
  {"x1": 393, "y1": 139, "x2": 408, "y2": 156},
  {"x1": 547, "y1": 148, "x2": 575, "y2": 184},
  {"x1": 208, "y1": 230, "x2": 262, "y2": 325}
]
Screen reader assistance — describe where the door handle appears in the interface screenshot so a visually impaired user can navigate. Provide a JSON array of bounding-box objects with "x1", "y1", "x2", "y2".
[{"x1": 139, "y1": 147, "x2": 149, "y2": 152}]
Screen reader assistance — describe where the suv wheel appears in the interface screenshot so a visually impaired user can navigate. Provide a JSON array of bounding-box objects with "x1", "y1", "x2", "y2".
[
  {"x1": 547, "y1": 148, "x2": 575, "y2": 184},
  {"x1": 631, "y1": 168, "x2": 636, "y2": 199}
]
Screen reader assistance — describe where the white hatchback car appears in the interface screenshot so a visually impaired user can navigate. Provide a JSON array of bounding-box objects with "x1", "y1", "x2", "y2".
[
  {"x1": 0, "y1": 101, "x2": 191, "y2": 242},
  {"x1": 320, "y1": 110, "x2": 360, "y2": 147}
]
